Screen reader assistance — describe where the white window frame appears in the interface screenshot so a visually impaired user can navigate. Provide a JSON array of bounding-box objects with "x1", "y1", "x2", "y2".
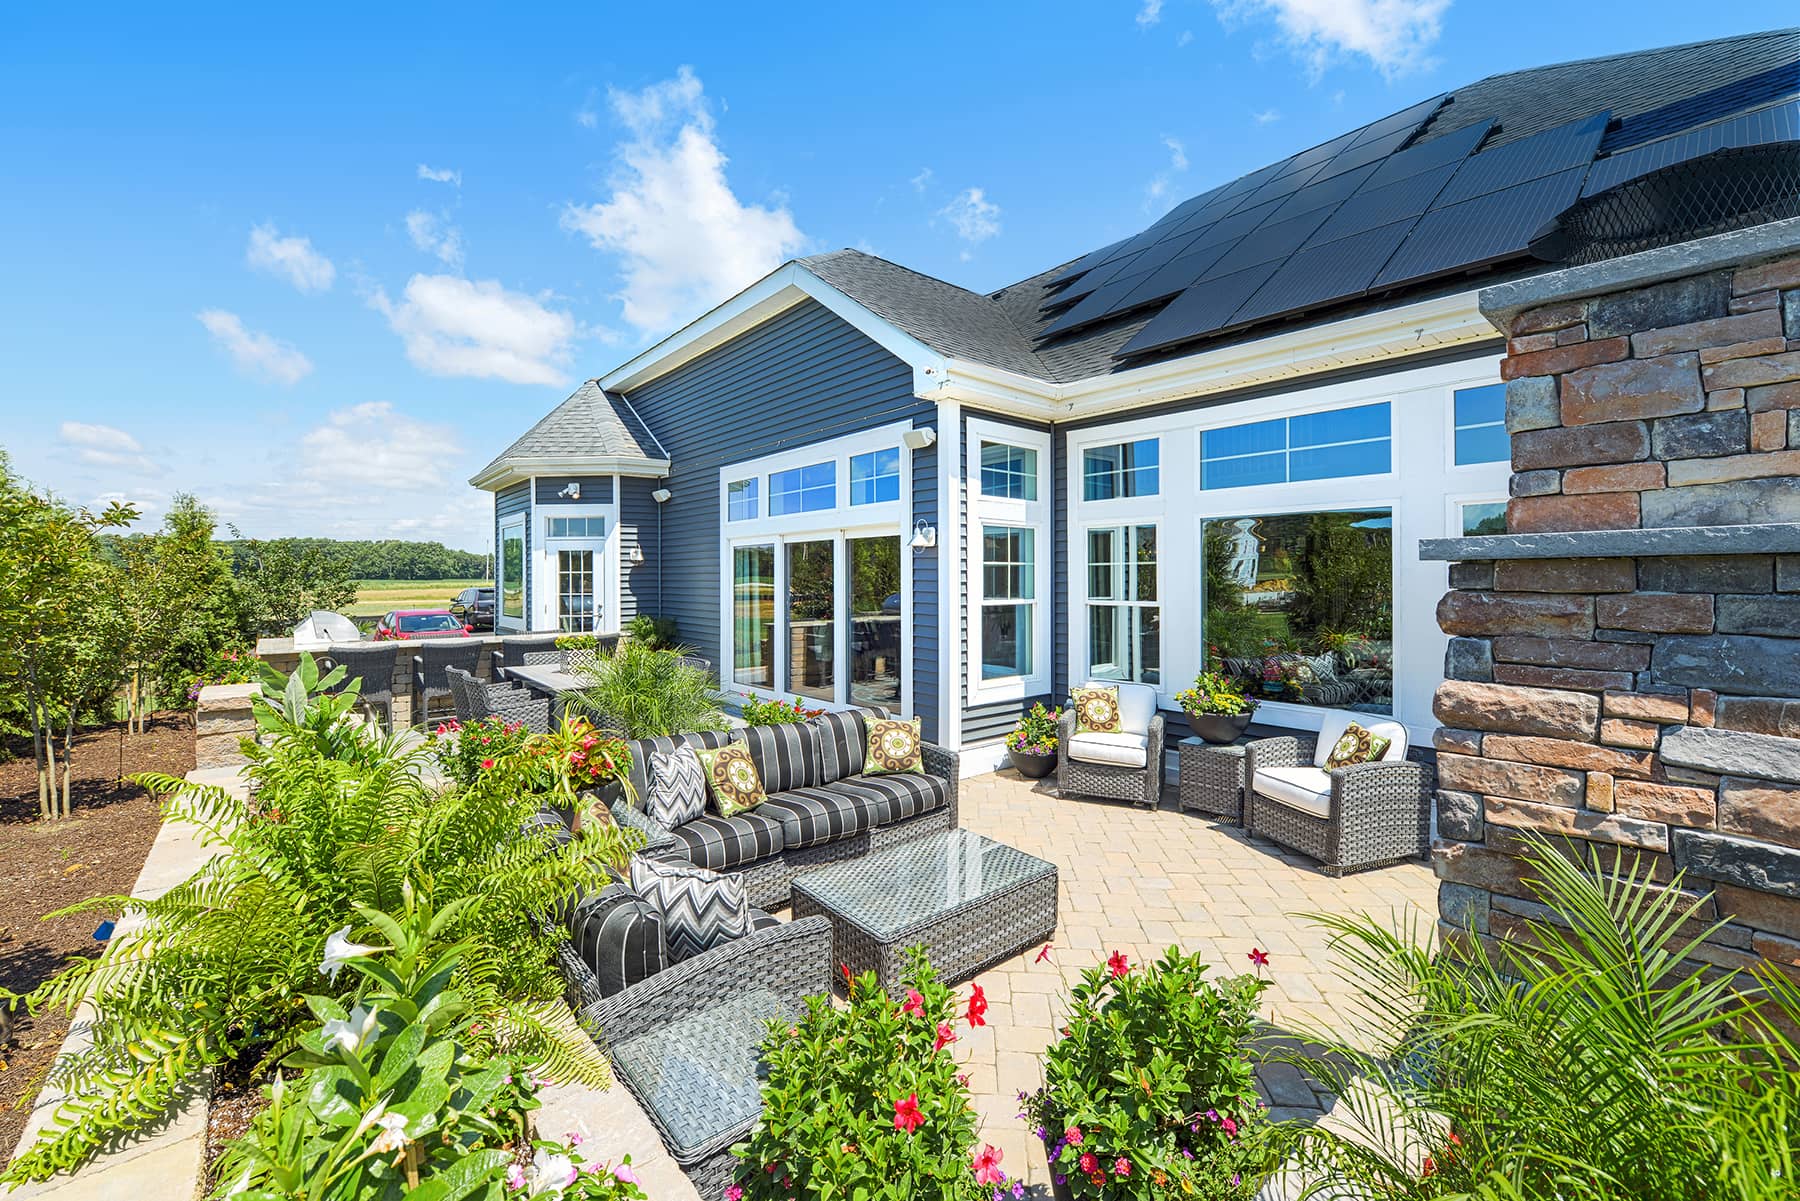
[
  {"x1": 1080, "y1": 520, "x2": 1163, "y2": 687},
  {"x1": 1449, "y1": 382, "x2": 1509, "y2": 469},
  {"x1": 1199, "y1": 401, "x2": 1393, "y2": 491},
  {"x1": 965, "y1": 417, "x2": 1051, "y2": 703},
  {"x1": 716, "y1": 422, "x2": 914, "y2": 716},
  {"x1": 768, "y1": 460, "x2": 837, "y2": 517},
  {"x1": 496, "y1": 515, "x2": 527, "y2": 632},
  {"x1": 727, "y1": 477, "x2": 759, "y2": 521},
  {"x1": 535, "y1": 499, "x2": 618, "y2": 634},
  {"x1": 1081, "y1": 436, "x2": 1161, "y2": 502},
  {"x1": 848, "y1": 447, "x2": 903, "y2": 506}
]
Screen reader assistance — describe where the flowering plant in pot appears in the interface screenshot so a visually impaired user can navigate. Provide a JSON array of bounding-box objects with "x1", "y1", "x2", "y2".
[
  {"x1": 1174, "y1": 671, "x2": 1258, "y2": 744},
  {"x1": 1004, "y1": 703, "x2": 1061, "y2": 779},
  {"x1": 1025, "y1": 947, "x2": 1272, "y2": 1199}
]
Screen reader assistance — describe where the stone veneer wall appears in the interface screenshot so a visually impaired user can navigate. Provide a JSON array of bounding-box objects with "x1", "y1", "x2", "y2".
[{"x1": 1426, "y1": 218, "x2": 1800, "y2": 974}]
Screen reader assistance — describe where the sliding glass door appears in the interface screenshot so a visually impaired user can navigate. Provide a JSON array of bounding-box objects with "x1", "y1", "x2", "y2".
[
  {"x1": 732, "y1": 545, "x2": 775, "y2": 688},
  {"x1": 786, "y1": 540, "x2": 836, "y2": 702},
  {"x1": 849, "y1": 535, "x2": 902, "y2": 710}
]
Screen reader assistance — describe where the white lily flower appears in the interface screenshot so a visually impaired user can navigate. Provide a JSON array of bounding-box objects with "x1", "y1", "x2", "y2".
[
  {"x1": 321, "y1": 1005, "x2": 377, "y2": 1054},
  {"x1": 320, "y1": 926, "x2": 381, "y2": 981},
  {"x1": 527, "y1": 1147, "x2": 578, "y2": 1196},
  {"x1": 368, "y1": 1111, "x2": 410, "y2": 1155}
]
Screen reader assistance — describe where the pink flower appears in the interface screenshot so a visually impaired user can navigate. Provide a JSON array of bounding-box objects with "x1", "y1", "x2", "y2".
[
  {"x1": 893, "y1": 1093, "x2": 924, "y2": 1134},
  {"x1": 1035, "y1": 943, "x2": 1052, "y2": 963},
  {"x1": 934, "y1": 1022, "x2": 957, "y2": 1052},
  {"x1": 725, "y1": 1188, "x2": 743, "y2": 1201},
  {"x1": 1249, "y1": 947, "x2": 1270, "y2": 967},
  {"x1": 1107, "y1": 950, "x2": 1130, "y2": 978},
  {"x1": 1221, "y1": 1115, "x2": 1239, "y2": 1138},
  {"x1": 612, "y1": 1163, "x2": 640, "y2": 1184},
  {"x1": 1114, "y1": 1157, "x2": 1131, "y2": 1177},
  {"x1": 971, "y1": 1144, "x2": 1005, "y2": 1184},
  {"x1": 481, "y1": 757, "x2": 496, "y2": 770},
  {"x1": 1078, "y1": 1153, "x2": 1098, "y2": 1174},
  {"x1": 902, "y1": 988, "x2": 924, "y2": 1016},
  {"x1": 1064, "y1": 1125, "x2": 1083, "y2": 1146}
]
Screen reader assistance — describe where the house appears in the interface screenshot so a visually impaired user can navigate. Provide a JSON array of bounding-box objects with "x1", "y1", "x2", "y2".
[{"x1": 472, "y1": 28, "x2": 1800, "y2": 771}]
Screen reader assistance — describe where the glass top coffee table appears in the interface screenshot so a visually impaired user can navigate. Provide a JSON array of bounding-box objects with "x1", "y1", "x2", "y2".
[{"x1": 791, "y1": 829, "x2": 1059, "y2": 996}]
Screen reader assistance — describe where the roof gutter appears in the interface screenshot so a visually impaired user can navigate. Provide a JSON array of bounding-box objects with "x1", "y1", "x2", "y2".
[{"x1": 468, "y1": 454, "x2": 673, "y2": 492}]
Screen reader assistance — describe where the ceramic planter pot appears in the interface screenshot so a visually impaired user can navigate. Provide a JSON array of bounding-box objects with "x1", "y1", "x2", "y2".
[
  {"x1": 1042, "y1": 1136, "x2": 1075, "y2": 1201},
  {"x1": 1185, "y1": 710, "x2": 1251, "y2": 744},
  {"x1": 1009, "y1": 747, "x2": 1057, "y2": 779}
]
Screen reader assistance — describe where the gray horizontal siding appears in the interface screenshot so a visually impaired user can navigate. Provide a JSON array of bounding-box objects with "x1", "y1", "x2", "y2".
[
  {"x1": 621, "y1": 298, "x2": 932, "y2": 688},
  {"x1": 494, "y1": 482, "x2": 532, "y2": 627},
  {"x1": 963, "y1": 696, "x2": 1053, "y2": 745},
  {"x1": 534, "y1": 475, "x2": 615, "y2": 506},
  {"x1": 910, "y1": 413, "x2": 938, "y2": 743},
  {"x1": 618, "y1": 476, "x2": 660, "y2": 624}
]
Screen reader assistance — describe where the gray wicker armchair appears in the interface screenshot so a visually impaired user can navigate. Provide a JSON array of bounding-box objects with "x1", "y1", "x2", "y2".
[
  {"x1": 1056, "y1": 682, "x2": 1167, "y2": 808},
  {"x1": 491, "y1": 633, "x2": 561, "y2": 681},
  {"x1": 444, "y1": 665, "x2": 551, "y2": 733},
  {"x1": 320, "y1": 644, "x2": 399, "y2": 732},
  {"x1": 1243, "y1": 713, "x2": 1430, "y2": 875}
]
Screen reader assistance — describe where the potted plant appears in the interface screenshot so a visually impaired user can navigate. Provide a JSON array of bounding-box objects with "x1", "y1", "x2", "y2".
[
  {"x1": 1175, "y1": 670, "x2": 1258, "y2": 744},
  {"x1": 1026, "y1": 947, "x2": 1271, "y2": 1200},
  {"x1": 1005, "y1": 702, "x2": 1061, "y2": 779}
]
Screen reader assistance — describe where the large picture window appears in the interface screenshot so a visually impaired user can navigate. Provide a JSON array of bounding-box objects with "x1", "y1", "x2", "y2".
[
  {"x1": 499, "y1": 522, "x2": 525, "y2": 621},
  {"x1": 1086, "y1": 524, "x2": 1159, "y2": 685},
  {"x1": 1201, "y1": 402, "x2": 1391, "y2": 489},
  {"x1": 1202, "y1": 509, "x2": 1393, "y2": 714},
  {"x1": 849, "y1": 536, "x2": 902, "y2": 709},
  {"x1": 1083, "y1": 439, "x2": 1159, "y2": 500},
  {"x1": 980, "y1": 527, "x2": 1034, "y2": 679},
  {"x1": 732, "y1": 545, "x2": 775, "y2": 688}
]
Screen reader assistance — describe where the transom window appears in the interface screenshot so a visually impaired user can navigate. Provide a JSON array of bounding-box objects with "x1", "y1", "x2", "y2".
[
  {"x1": 728, "y1": 478, "x2": 759, "y2": 521},
  {"x1": 545, "y1": 515, "x2": 604, "y2": 538},
  {"x1": 769, "y1": 462, "x2": 835, "y2": 515},
  {"x1": 1083, "y1": 439, "x2": 1159, "y2": 501},
  {"x1": 1086, "y1": 524, "x2": 1160, "y2": 685},
  {"x1": 1453, "y1": 384, "x2": 1508, "y2": 465},
  {"x1": 849, "y1": 448, "x2": 901, "y2": 505},
  {"x1": 1200, "y1": 401, "x2": 1391, "y2": 490},
  {"x1": 980, "y1": 442, "x2": 1038, "y2": 501},
  {"x1": 980, "y1": 526, "x2": 1035, "y2": 679}
]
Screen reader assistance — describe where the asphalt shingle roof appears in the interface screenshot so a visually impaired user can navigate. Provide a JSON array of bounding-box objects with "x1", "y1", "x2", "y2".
[{"x1": 475, "y1": 380, "x2": 663, "y2": 479}]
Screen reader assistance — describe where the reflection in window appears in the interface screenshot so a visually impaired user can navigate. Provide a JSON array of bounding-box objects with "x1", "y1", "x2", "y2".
[
  {"x1": 1086, "y1": 524, "x2": 1159, "y2": 685},
  {"x1": 1201, "y1": 402, "x2": 1391, "y2": 489},
  {"x1": 1083, "y1": 439, "x2": 1159, "y2": 500},
  {"x1": 728, "y1": 479, "x2": 759, "y2": 521},
  {"x1": 1202, "y1": 510, "x2": 1393, "y2": 715},
  {"x1": 849, "y1": 449, "x2": 901, "y2": 506},
  {"x1": 770, "y1": 462, "x2": 835, "y2": 515},
  {"x1": 500, "y1": 525, "x2": 525, "y2": 620},
  {"x1": 1461, "y1": 501, "x2": 1507, "y2": 536},
  {"x1": 849, "y1": 536, "x2": 902, "y2": 709},
  {"x1": 980, "y1": 442, "x2": 1038, "y2": 500},
  {"x1": 546, "y1": 516, "x2": 604, "y2": 538},
  {"x1": 981, "y1": 526, "x2": 1034, "y2": 679},
  {"x1": 732, "y1": 546, "x2": 774, "y2": 688},
  {"x1": 1453, "y1": 384, "x2": 1509, "y2": 465},
  {"x1": 786, "y1": 540, "x2": 835, "y2": 702}
]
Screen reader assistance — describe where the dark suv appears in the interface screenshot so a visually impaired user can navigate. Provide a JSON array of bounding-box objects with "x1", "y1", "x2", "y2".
[{"x1": 449, "y1": 586, "x2": 496, "y2": 631}]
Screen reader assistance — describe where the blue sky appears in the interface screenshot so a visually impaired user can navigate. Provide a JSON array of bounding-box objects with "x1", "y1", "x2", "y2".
[{"x1": 0, "y1": 1, "x2": 1772, "y2": 551}]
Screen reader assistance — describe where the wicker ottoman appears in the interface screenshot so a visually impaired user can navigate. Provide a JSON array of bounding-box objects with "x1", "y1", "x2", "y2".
[
  {"x1": 791, "y1": 829, "x2": 1058, "y2": 997},
  {"x1": 1178, "y1": 737, "x2": 1249, "y2": 823}
]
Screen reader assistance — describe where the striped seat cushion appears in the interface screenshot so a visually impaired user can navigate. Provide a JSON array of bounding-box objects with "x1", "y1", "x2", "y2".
[
  {"x1": 670, "y1": 808, "x2": 787, "y2": 871},
  {"x1": 748, "y1": 908, "x2": 781, "y2": 932},
  {"x1": 826, "y1": 772, "x2": 950, "y2": 827},
  {"x1": 567, "y1": 883, "x2": 668, "y2": 999},
  {"x1": 739, "y1": 722, "x2": 820, "y2": 794},
  {"x1": 813, "y1": 710, "x2": 867, "y2": 783},
  {"x1": 757, "y1": 786, "x2": 875, "y2": 850}
]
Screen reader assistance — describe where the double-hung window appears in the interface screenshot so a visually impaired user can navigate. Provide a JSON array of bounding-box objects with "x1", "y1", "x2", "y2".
[
  {"x1": 1086, "y1": 524, "x2": 1159, "y2": 685},
  {"x1": 1083, "y1": 439, "x2": 1159, "y2": 500},
  {"x1": 968, "y1": 422, "x2": 1049, "y2": 697},
  {"x1": 980, "y1": 527, "x2": 1034, "y2": 679}
]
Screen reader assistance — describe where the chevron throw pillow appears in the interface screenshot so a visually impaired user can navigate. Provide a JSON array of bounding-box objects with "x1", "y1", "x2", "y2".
[
  {"x1": 644, "y1": 745, "x2": 707, "y2": 827},
  {"x1": 629, "y1": 856, "x2": 752, "y2": 962}
]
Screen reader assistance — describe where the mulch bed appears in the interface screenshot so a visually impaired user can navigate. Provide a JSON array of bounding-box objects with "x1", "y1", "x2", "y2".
[{"x1": 0, "y1": 713, "x2": 193, "y2": 1163}]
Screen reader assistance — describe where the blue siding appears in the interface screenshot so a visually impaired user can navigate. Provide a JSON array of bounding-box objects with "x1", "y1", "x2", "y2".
[
  {"x1": 494, "y1": 481, "x2": 532, "y2": 628},
  {"x1": 620, "y1": 299, "x2": 935, "y2": 709},
  {"x1": 910, "y1": 414, "x2": 938, "y2": 742},
  {"x1": 618, "y1": 476, "x2": 661, "y2": 623},
  {"x1": 1052, "y1": 432, "x2": 1069, "y2": 700},
  {"x1": 534, "y1": 475, "x2": 615, "y2": 506}
]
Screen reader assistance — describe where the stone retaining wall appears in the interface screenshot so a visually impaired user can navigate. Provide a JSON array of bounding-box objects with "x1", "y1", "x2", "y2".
[
  {"x1": 254, "y1": 635, "x2": 504, "y2": 728},
  {"x1": 1425, "y1": 218, "x2": 1800, "y2": 976}
]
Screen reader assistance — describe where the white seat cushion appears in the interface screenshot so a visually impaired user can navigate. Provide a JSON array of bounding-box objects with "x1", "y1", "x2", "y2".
[
  {"x1": 1067, "y1": 730, "x2": 1150, "y2": 768},
  {"x1": 1082, "y1": 680, "x2": 1157, "y2": 736},
  {"x1": 1253, "y1": 765, "x2": 1333, "y2": 819},
  {"x1": 1312, "y1": 712, "x2": 1409, "y2": 767}
]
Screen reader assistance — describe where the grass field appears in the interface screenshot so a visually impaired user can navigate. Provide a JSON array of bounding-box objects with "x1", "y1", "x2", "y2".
[{"x1": 347, "y1": 578, "x2": 490, "y2": 618}]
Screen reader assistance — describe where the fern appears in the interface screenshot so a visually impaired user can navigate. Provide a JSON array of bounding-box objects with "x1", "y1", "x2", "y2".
[{"x1": 2, "y1": 657, "x2": 640, "y2": 1184}]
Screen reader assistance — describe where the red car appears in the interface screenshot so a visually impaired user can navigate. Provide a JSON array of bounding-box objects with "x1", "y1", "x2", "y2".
[{"x1": 373, "y1": 609, "x2": 474, "y2": 640}]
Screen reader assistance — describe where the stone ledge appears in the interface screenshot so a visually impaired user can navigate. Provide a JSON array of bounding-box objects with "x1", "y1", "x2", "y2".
[
  {"x1": 1419, "y1": 523, "x2": 1800, "y2": 562},
  {"x1": 1480, "y1": 217, "x2": 1800, "y2": 331}
]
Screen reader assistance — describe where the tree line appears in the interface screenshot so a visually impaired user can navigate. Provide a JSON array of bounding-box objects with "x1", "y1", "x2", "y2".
[{"x1": 216, "y1": 537, "x2": 489, "y2": 581}]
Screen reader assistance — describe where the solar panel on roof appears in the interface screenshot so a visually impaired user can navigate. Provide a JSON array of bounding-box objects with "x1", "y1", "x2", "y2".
[
  {"x1": 1360, "y1": 120, "x2": 1494, "y2": 191},
  {"x1": 1346, "y1": 95, "x2": 1445, "y2": 148},
  {"x1": 1374, "y1": 165, "x2": 1589, "y2": 288},
  {"x1": 1266, "y1": 161, "x2": 1381, "y2": 224},
  {"x1": 1603, "y1": 58, "x2": 1800, "y2": 152},
  {"x1": 1223, "y1": 219, "x2": 1418, "y2": 329},
  {"x1": 1278, "y1": 127, "x2": 1363, "y2": 176},
  {"x1": 1044, "y1": 248, "x2": 1146, "y2": 307},
  {"x1": 1110, "y1": 238, "x2": 1244, "y2": 314},
  {"x1": 1205, "y1": 208, "x2": 1334, "y2": 277},
  {"x1": 1309, "y1": 124, "x2": 1422, "y2": 185},
  {"x1": 1041, "y1": 271, "x2": 1156, "y2": 334},
  {"x1": 1307, "y1": 162, "x2": 1459, "y2": 245},
  {"x1": 1237, "y1": 158, "x2": 1329, "y2": 211},
  {"x1": 1583, "y1": 97, "x2": 1800, "y2": 195},
  {"x1": 1115, "y1": 260, "x2": 1285, "y2": 356},
  {"x1": 1048, "y1": 237, "x2": 1129, "y2": 287},
  {"x1": 1432, "y1": 112, "x2": 1609, "y2": 208}
]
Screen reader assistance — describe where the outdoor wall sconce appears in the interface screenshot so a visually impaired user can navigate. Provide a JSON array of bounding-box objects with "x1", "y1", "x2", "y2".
[
  {"x1": 651, "y1": 487, "x2": 672, "y2": 503},
  {"x1": 909, "y1": 519, "x2": 937, "y2": 552},
  {"x1": 558, "y1": 482, "x2": 581, "y2": 499},
  {"x1": 901, "y1": 427, "x2": 937, "y2": 450},
  {"x1": 628, "y1": 545, "x2": 645, "y2": 564}
]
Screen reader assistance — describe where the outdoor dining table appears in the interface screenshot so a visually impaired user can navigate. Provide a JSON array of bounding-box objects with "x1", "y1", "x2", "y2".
[{"x1": 505, "y1": 662, "x2": 748, "y2": 731}]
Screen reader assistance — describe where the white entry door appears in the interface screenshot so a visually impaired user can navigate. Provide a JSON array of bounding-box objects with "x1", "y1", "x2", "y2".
[{"x1": 539, "y1": 508, "x2": 613, "y2": 633}]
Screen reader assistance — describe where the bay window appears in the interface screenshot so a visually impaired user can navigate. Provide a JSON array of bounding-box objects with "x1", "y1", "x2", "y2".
[{"x1": 1086, "y1": 524, "x2": 1160, "y2": 685}]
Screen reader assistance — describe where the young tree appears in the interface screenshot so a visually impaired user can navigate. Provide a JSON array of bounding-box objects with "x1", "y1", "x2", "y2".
[
  {"x1": 113, "y1": 494, "x2": 238, "y2": 732},
  {"x1": 228, "y1": 532, "x2": 357, "y2": 638}
]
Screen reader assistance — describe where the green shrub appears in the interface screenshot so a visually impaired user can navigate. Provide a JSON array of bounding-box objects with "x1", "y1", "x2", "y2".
[
  {"x1": 1, "y1": 655, "x2": 639, "y2": 1183},
  {"x1": 428, "y1": 716, "x2": 534, "y2": 787},
  {"x1": 569, "y1": 638, "x2": 726, "y2": 739},
  {"x1": 624, "y1": 613, "x2": 680, "y2": 650},
  {"x1": 733, "y1": 950, "x2": 996, "y2": 1200},
  {"x1": 1026, "y1": 947, "x2": 1270, "y2": 1198},
  {"x1": 740, "y1": 693, "x2": 825, "y2": 726},
  {"x1": 1173, "y1": 671, "x2": 1258, "y2": 719}
]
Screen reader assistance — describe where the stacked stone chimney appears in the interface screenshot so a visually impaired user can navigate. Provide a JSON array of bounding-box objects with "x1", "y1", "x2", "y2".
[{"x1": 1424, "y1": 218, "x2": 1800, "y2": 973}]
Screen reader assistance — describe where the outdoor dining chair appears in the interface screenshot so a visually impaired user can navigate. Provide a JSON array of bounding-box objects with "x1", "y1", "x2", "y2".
[
  {"x1": 412, "y1": 641, "x2": 483, "y2": 728},
  {"x1": 319, "y1": 643, "x2": 399, "y2": 733},
  {"x1": 445, "y1": 666, "x2": 550, "y2": 734},
  {"x1": 492, "y1": 633, "x2": 562, "y2": 681}
]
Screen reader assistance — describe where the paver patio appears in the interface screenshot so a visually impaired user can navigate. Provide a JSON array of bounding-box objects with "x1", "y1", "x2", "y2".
[{"x1": 568, "y1": 766, "x2": 1438, "y2": 1199}]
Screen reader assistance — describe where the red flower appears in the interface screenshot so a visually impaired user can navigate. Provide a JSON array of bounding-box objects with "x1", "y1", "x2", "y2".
[
  {"x1": 1078, "y1": 1153, "x2": 1098, "y2": 1174},
  {"x1": 1249, "y1": 947, "x2": 1270, "y2": 967},
  {"x1": 966, "y1": 982, "x2": 987, "y2": 1027},
  {"x1": 892, "y1": 1093, "x2": 924, "y2": 1134},
  {"x1": 1035, "y1": 943, "x2": 1052, "y2": 963},
  {"x1": 902, "y1": 989, "x2": 924, "y2": 1016},
  {"x1": 934, "y1": 1022, "x2": 957, "y2": 1052},
  {"x1": 1221, "y1": 1115, "x2": 1239, "y2": 1138},
  {"x1": 970, "y1": 1144, "x2": 1004, "y2": 1185},
  {"x1": 481, "y1": 758, "x2": 496, "y2": 770},
  {"x1": 1421, "y1": 1156, "x2": 1437, "y2": 1178},
  {"x1": 840, "y1": 963, "x2": 854, "y2": 993},
  {"x1": 1107, "y1": 950, "x2": 1130, "y2": 978}
]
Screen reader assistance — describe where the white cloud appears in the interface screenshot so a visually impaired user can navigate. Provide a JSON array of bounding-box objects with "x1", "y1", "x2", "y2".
[
  {"x1": 1137, "y1": 0, "x2": 1165, "y2": 27},
  {"x1": 1211, "y1": 0, "x2": 1449, "y2": 77},
  {"x1": 405, "y1": 209, "x2": 465, "y2": 267},
  {"x1": 245, "y1": 223, "x2": 335, "y2": 293},
  {"x1": 938, "y1": 187, "x2": 1001, "y2": 246},
  {"x1": 197, "y1": 309, "x2": 314, "y2": 385},
  {"x1": 299, "y1": 401, "x2": 462, "y2": 491},
  {"x1": 368, "y1": 274, "x2": 577, "y2": 386},
  {"x1": 58, "y1": 422, "x2": 161, "y2": 474},
  {"x1": 1177, "y1": 29, "x2": 1195, "y2": 45},
  {"x1": 910, "y1": 167, "x2": 934, "y2": 194},
  {"x1": 1254, "y1": 107, "x2": 1282, "y2": 124},
  {"x1": 560, "y1": 66, "x2": 807, "y2": 334},
  {"x1": 575, "y1": 89, "x2": 599, "y2": 128},
  {"x1": 1145, "y1": 137, "x2": 1191, "y2": 212},
  {"x1": 417, "y1": 163, "x2": 462, "y2": 187},
  {"x1": 1164, "y1": 136, "x2": 1190, "y2": 172}
]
